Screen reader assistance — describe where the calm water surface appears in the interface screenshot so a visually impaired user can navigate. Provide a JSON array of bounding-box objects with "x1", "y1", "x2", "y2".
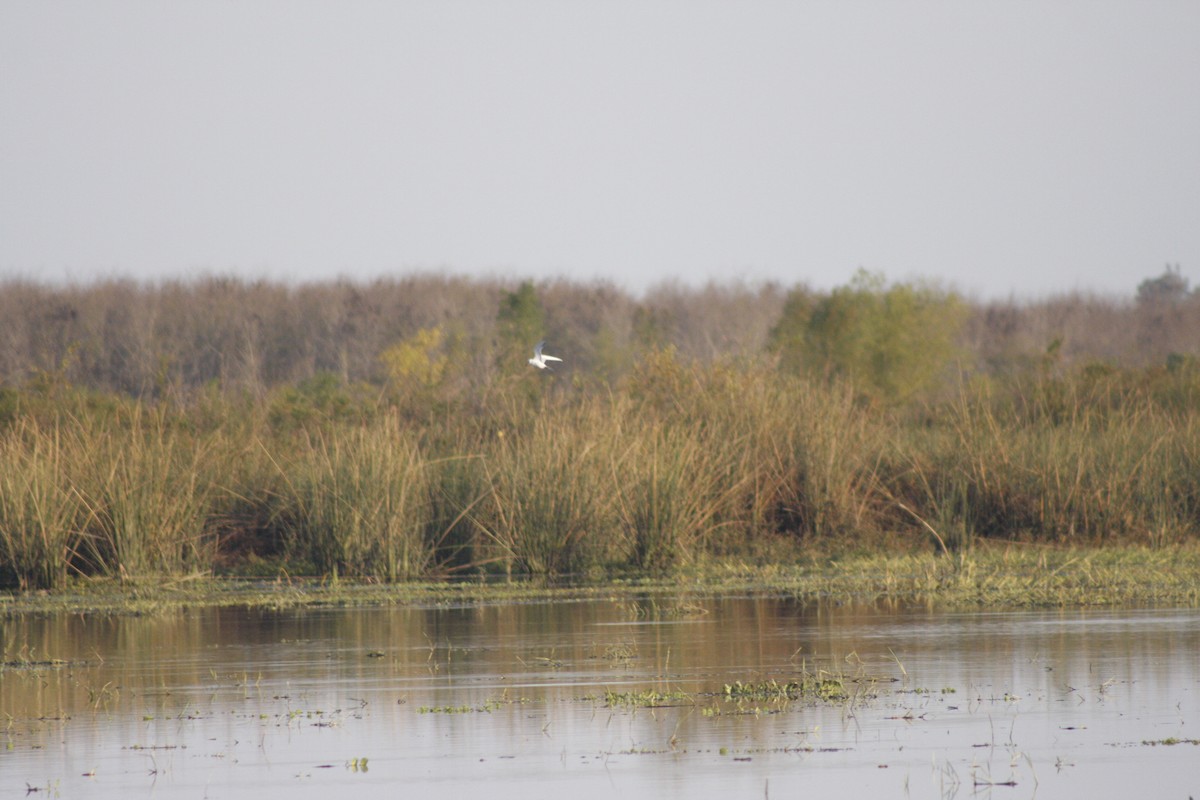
[{"x1": 2, "y1": 594, "x2": 1198, "y2": 799}]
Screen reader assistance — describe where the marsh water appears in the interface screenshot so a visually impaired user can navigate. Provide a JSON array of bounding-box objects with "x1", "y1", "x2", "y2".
[{"x1": 2, "y1": 594, "x2": 1198, "y2": 799}]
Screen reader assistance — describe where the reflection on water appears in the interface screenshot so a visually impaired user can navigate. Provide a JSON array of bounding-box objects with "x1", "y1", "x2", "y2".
[{"x1": 2, "y1": 595, "x2": 1198, "y2": 799}]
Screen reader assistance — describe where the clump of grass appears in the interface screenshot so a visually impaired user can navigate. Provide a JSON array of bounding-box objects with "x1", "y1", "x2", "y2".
[
  {"x1": 737, "y1": 373, "x2": 887, "y2": 544},
  {"x1": 417, "y1": 694, "x2": 526, "y2": 714},
  {"x1": 597, "y1": 642, "x2": 638, "y2": 663},
  {"x1": 613, "y1": 422, "x2": 742, "y2": 571},
  {"x1": 75, "y1": 407, "x2": 221, "y2": 577},
  {"x1": 475, "y1": 397, "x2": 615, "y2": 575},
  {"x1": 602, "y1": 688, "x2": 693, "y2": 708},
  {"x1": 619, "y1": 355, "x2": 890, "y2": 560},
  {"x1": 722, "y1": 677, "x2": 846, "y2": 703},
  {"x1": 423, "y1": 453, "x2": 489, "y2": 574},
  {"x1": 888, "y1": 378, "x2": 1200, "y2": 550},
  {"x1": 268, "y1": 414, "x2": 433, "y2": 581},
  {"x1": 417, "y1": 704, "x2": 477, "y2": 714},
  {"x1": 0, "y1": 420, "x2": 90, "y2": 589}
]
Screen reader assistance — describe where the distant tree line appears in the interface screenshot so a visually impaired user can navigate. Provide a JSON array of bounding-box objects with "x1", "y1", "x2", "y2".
[{"x1": 0, "y1": 266, "x2": 1196, "y2": 404}]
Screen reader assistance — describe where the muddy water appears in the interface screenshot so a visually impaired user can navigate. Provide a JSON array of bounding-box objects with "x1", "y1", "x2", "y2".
[{"x1": 2, "y1": 595, "x2": 1198, "y2": 798}]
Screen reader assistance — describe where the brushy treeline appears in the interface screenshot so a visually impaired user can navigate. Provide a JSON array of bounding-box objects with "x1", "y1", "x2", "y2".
[
  {"x1": 2, "y1": 266, "x2": 1198, "y2": 397},
  {"x1": 1, "y1": 268, "x2": 1198, "y2": 589}
]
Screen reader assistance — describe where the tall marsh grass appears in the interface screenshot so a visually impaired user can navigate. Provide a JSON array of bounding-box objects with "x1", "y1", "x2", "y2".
[
  {"x1": 476, "y1": 398, "x2": 616, "y2": 575},
  {"x1": 613, "y1": 421, "x2": 745, "y2": 570},
  {"x1": 268, "y1": 416, "x2": 432, "y2": 581},
  {"x1": 889, "y1": 378, "x2": 1200, "y2": 550},
  {"x1": 0, "y1": 421, "x2": 89, "y2": 589},
  {"x1": 1, "y1": 353, "x2": 1198, "y2": 589},
  {"x1": 77, "y1": 408, "x2": 221, "y2": 577}
]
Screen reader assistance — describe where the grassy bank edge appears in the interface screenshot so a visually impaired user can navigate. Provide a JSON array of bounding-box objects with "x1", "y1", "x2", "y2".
[{"x1": 3, "y1": 544, "x2": 1197, "y2": 616}]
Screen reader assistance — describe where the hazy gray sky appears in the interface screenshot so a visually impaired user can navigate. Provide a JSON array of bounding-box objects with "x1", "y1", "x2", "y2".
[{"x1": 2, "y1": 1, "x2": 1197, "y2": 298}]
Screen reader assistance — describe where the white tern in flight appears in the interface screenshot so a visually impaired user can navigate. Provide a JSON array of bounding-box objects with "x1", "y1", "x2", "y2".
[{"x1": 528, "y1": 340, "x2": 563, "y2": 370}]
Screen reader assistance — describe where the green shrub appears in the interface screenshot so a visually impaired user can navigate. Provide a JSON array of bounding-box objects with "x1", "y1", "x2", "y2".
[{"x1": 772, "y1": 270, "x2": 966, "y2": 403}]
